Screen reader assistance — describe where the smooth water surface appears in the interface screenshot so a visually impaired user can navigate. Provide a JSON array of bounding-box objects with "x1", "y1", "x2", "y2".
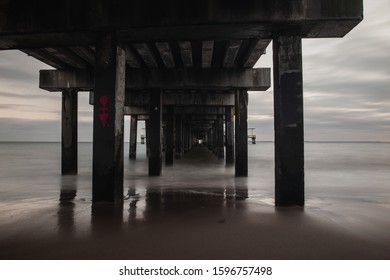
[{"x1": 0, "y1": 142, "x2": 389, "y2": 259}]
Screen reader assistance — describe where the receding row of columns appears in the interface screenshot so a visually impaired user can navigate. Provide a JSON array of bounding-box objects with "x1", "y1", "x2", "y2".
[{"x1": 60, "y1": 30, "x2": 304, "y2": 207}]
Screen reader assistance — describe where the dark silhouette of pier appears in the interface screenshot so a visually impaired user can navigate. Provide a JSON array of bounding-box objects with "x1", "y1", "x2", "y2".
[{"x1": 0, "y1": 0, "x2": 363, "y2": 206}]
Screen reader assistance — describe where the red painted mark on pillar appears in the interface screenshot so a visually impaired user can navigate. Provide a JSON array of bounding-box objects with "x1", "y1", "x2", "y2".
[{"x1": 99, "y1": 96, "x2": 109, "y2": 127}]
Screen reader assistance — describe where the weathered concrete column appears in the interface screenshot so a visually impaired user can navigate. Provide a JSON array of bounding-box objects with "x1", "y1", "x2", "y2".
[
  {"x1": 235, "y1": 89, "x2": 248, "y2": 177},
  {"x1": 183, "y1": 123, "x2": 189, "y2": 153},
  {"x1": 145, "y1": 119, "x2": 150, "y2": 157},
  {"x1": 273, "y1": 30, "x2": 304, "y2": 207},
  {"x1": 62, "y1": 89, "x2": 78, "y2": 175},
  {"x1": 129, "y1": 115, "x2": 138, "y2": 160},
  {"x1": 209, "y1": 127, "x2": 215, "y2": 152},
  {"x1": 216, "y1": 115, "x2": 224, "y2": 158},
  {"x1": 175, "y1": 114, "x2": 183, "y2": 159},
  {"x1": 148, "y1": 89, "x2": 162, "y2": 176},
  {"x1": 92, "y1": 31, "x2": 125, "y2": 202},
  {"x1": 225, "y1": 106, "x2": 234, "y2": 165},
  {"x1": 165, "y1": 106, "x2": 175, "y2": 165}
]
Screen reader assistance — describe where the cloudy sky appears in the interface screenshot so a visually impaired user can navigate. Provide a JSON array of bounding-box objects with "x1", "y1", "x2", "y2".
[{"x1": 0, "y1": 0, "x2": 389, "y2": 142}]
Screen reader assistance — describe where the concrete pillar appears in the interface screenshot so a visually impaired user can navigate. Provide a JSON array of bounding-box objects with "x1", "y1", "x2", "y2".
[
  {"x1": 216, "y1": 115, "x2": 224, "y2": 158},
  {"x1": 273, "y1": 31, "x2": 304, "y2": 207},
  {"x1": 190, "y1": 125, "x2": 193, "y2": 149},
  {"x1": 209, "y1": 127, "x2": 215, "y2": 152},
  {"x1": 183, "y1": 123, "x2": 188, "y2": 153},
  {"x1": 129, "y1": 115, "x2": 137, "y2": 159},
  {"x1": 61, "y1": 89, "x2": 78, "y2": 175},
  {"x1": 175, "y1": 114, "x2": 183, "y2": 159},
  {"x1": 92, "y1": 31, "x2": 125, "y2": 202},
  {"x1": 145, "y1": 120, "x2": 150, "y2": 157},
  {"x1": 165, "y1": 106, "x2": 175, "y2": 165},
  {"x1": 148, "y1": 89, "x2": 162, "y2": 176},
  {"x1": 235, "y1": 89, "x2": 248, "y2": 177},
  {"x1": 225, "y1": 106, "x2": 234, "y2": 164}
]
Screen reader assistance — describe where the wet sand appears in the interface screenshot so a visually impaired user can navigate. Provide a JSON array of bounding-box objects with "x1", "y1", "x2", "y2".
[{"x1": 1, "y1": 144, "x2": 390, "y2": 259}]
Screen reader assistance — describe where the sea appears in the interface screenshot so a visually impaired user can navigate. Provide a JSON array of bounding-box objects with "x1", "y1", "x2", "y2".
[{"x1": 0, "y1": 141, "x2": 390, "y2": 259}]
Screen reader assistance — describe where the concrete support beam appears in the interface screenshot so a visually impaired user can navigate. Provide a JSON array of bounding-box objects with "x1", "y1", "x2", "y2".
[
  {"x1": 225, "y1": 106, "x2": 234, "y2": 165},
  {"x1": 202, "y1": 41, "x2": 214, "y2": 68},
  {"x1": 39, "y1": 68, "x2": 271, "y2": 91},
  {"x1": 155, "y1": 42, "x2": 175, "y2": 68},
  {"x1": 223, "y1": 40, "x2": 242, "y2": 68},
  {"x1": 184, "y1": 123, "x2": 190, "y2": 153},
  {"x1": 175, "y1": 114, "x2": 183, "y2": 159},
  {"x1": 91, "y1": 90, "x2": 236, "y2": 107},
  {"x1": 216, "y1": 115, "x2": 224, "y2": 159},
  {"x1": 61, "y1": 89, "x2": 78, "y2": 175},
  {"x1": 165, "y1": 106, "x2": 175, "y2": 166},
  {"x1": 92, "y1": 31, "x2": 125, "y2": 202},
  {"x1": 175, "y1": 106, "x2": 225, "y2": 115},
  {"x1": 0, "y1": 0, "x2": 363, "y2": 50},
  {"x1": 243, "y1": 39, "x2": 270, "y2": 68},
  {"x1": 179, "y1": 42, "x2": 193, "y2": 68},
  {"x1": 273, "y1": 31, "x2": 305, "y2": 207},
  {"x1": 235, "y1": 89, "x2": 248, "y2": 177},
  {"x1": 133, "y1": 43, "x2": 158, "y2": 68},
  {"x1": 145, "y1": 119, "x2": 150, "y2": 157},
  {"x1": 125, "y1": 106, "x2": 149, "y2": 115},
  {"x1": 148, "y1": 89, "x2": 162, "y2": 176},
  {"x1": 129, "y1": 115, "x2": 138, "y2": 160}
]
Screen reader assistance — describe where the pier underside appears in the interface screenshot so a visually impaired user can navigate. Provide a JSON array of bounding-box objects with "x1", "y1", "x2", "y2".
[{"x1": 0, "y1": 0, "x2": 364, "y2": 206}]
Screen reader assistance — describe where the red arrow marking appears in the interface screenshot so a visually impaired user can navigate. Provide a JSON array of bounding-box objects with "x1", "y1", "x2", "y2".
[
  {"x1": 99, "y1": 113, "x2": 109, "y2": 127},
  {"x1": 98, "y1": 95, "x2": 109, "y2": 127}
]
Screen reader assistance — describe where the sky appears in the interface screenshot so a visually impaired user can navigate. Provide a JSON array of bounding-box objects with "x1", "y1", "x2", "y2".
[{"x1": 0, "y1": 0, "x2": 389, "y2": 142}]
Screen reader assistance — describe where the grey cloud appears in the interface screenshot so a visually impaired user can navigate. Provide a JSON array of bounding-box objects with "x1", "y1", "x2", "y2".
[{"x1": 0, "y1": 65, "x2": 38, "y2": 84}]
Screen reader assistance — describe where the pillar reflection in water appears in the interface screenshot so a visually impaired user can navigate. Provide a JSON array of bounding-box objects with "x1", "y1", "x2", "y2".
[
  {"x1": 57, "y1": 175, "x2": 77, "y2": 236},
  {"x1": 123, "y1": 185, "x2": 249, "y2": 223},
  {"x1": 91, "y1": 202, "x2": 123, "y2": 235}
]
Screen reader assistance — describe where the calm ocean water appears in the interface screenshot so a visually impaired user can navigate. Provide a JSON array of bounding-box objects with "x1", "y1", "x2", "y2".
[
  {"x1": 0, "y1": 141, "x2": 389, "y2": 201},
  {"x1": 0, "y1": 142, "x2": 389, "y2": 234},
  {"x1": 1, "y1": 141, "x2": 390, "y2": 259}
]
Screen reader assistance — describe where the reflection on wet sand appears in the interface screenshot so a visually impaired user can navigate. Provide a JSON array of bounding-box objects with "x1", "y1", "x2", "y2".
[
  {"x1": 127, "y1": 185, "x2": 248, "y2": 223},
  {"x1": 57, "y1": 176, "x2": 77, "y2": 236},
  {"x1": 2, "y1": 144, "x2": 390, "y2": 259}
]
